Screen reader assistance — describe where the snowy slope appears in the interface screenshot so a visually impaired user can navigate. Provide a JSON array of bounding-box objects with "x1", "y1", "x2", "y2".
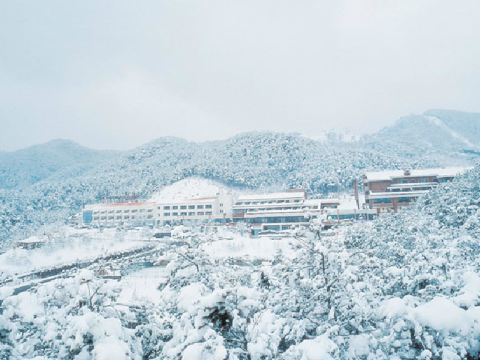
[
  {"x1": 364, "y1": 109, "x2": 480, "y2": 163},
  {"x1": 0, "y1": 139, "x2": 117, "y2": 189},
  {"x1": 150, "y1": 177, "x2": 233, "y2": 202}
]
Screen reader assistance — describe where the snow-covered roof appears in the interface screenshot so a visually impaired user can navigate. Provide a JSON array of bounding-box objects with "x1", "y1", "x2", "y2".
[
  {"x1": 237, "y1": 190, "x2": 305, "y2": 201},
  {"x1": 364, "y1": 167, "x2": 470, "y2": 182},
  {"x1": 367, "y1": 190, "x2": 428, "y2": 198},
  {"x1": 86, "y1": 201, "x2": 156, "y2": 210}
]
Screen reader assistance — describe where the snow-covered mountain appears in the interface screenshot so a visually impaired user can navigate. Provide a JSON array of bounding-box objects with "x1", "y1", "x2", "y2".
[
  {"x1": 0, "y1": 139, "x2": 117, "y2": 190},
  {"x1": 364, "y1": 109, "x2": 480, "y2": 163}
]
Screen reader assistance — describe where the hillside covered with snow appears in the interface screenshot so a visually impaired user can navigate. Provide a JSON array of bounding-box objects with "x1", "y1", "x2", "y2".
[
  {"x1": 364, "y1": 109, "x2": 480, "y2": 163},
  {"x1": 0, "y1": 139, "x2": 117, "y2": 190}
]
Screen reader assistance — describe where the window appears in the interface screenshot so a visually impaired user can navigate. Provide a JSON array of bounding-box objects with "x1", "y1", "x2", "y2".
[
  {"x1": 147, "y1": 209, "x2": 153, "y2": 212},
  {"x1": 124, "y1": 210, "x2": 130, "y2": 213},
  {"x1": 131, "y1": 209, "x2": 138, "y2": 213},
  {"x1": 139, "y1": 209, "x2": 145, "y2": 212},
  {"x1": 197, "y1": 205, "x2": 204, "y2": 209},
  {"x1": 180, "y1": 205, "x2": 187, "y2": 210},
  {"x1": 205, "y1": 205, "x2": 212, "y2": 209},
  {"x1": 124, "y1": 216, "x2": 130, "y2": 219},
  {"x1": 131, "y1": 215, "x2": 135, "y2": 219},
  {"x1": 373, "y1": 198, "x2": 392, "y2": 204},
  {"x1": 188, "y1": 205, "x2": 195, "y2": 209},
  {"x1": 100, "y1": 216, "x2": 106, "y2": 220},
  {"x1": 172, "y1": 212, "x2": 178, "y2": 216},
  {"x1": 198, "y1": 212, "x2": 204, "y2": 215},
  {"x1": 164, "y1": 206, "x2": 170, "y2": 210},
  {"x1": 108, "y1": 216, "x2": 114, "y2": 220},
  {"x1": 116, "y1": 210, "x2": 122, "y2": 213},
  {"x1": 220, "y1": 209, "x2": 224, "y2": 213},
  {"x1": 206, "y1": 211, "x2": 212, "y2": 215},
  {"x1": 181, "y1": 212, "x2": 187, "y2": 216},
  {"x1": 188, "y1": 212, "x2": 195, "y2": 216},
  {"x1": 164, "y1": 213, "x2": 170, "y2": 217},
  {"x1": 173, "y1": 206, "x2": 178, "y2": 210},
  {"x1": 147, "y1": 215, "x2": 153, "y2": 219},
  {"x1": 116, "y1": 216, "x2": 122, "y2": 220}
]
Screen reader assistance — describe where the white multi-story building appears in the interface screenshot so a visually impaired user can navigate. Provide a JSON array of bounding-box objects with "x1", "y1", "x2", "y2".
[
  {"x1": 81, "y1": 192, "x2": 233, "y2": 228},
  {"x1": 154, "y1": 192, "x2": 233, "y2": 226},
  {"x1": 232, "y1": 190, "x2": 344, "y2": 234},
  {"x1": 82, "y1": 201, "x2": 157, "y2": 228}
]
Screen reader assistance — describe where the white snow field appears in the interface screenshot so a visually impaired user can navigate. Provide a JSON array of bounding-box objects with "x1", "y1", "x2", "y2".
[
  {"x1": 200, "y1": 231, "x2": 296, "y2": 260},
  {"x1": 0, "y1": 227, "x2": 151, "y2": 276},
  {"x1": 150, "y1": 176, "x2": 235, "y2": 202},
  {"x1": 118, "y1": 267, "x2": 168, "y2": 305}
]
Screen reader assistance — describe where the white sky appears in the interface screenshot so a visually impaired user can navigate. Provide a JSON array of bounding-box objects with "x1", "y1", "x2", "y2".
[{"x1": 1, "y1": 0, "x2": 479, "y2": 151}]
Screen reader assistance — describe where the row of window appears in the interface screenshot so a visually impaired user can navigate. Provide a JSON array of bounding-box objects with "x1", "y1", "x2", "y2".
[
  {"x1": 371, "y1": 197, "x2": 416, "y2": 204},
  {"x1": 163, "y1": 211, "x2": 213, "y2": 217},
  {"x1": 93, "y1": 209, "x2": 154, "y2": 214},
  {"x1": 388, "y1": 187, "x2": 432, "y2": 192},
  {"x1": 246, "y1": 216, "x2": 307, "y2": 224},
  {"x1": 235, "y1": 199, "x2": 302, "y2": 206},
  {"x1": 92, "y1": 211, "x2": 217, "y2": 221},
  {"x1": 236, "y1": 205, "x2": 321, "y2": 213},
  {"x1": 158, "y1": 204, "x2": 213, "y2": 210},
  {"x1": 93, "y1": 214, "x2": 154, "y2": 221}
]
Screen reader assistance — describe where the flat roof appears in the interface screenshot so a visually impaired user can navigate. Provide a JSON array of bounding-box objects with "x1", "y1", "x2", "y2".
[
  {"x1": 367, "y1": 191, "x2": 428, "y2": 199},
  {"x1": 237, "y1": 191, "x2": 305, "y2": 201},
  {"x1": 364, "y1": 167, "x2": 470, "y2": 182},
  {"x1": 85, "y1": 201, "x2": 156, "y2": 209}
]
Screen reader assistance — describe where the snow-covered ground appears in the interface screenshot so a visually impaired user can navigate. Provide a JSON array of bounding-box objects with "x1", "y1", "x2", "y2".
[
  {"x1": 0, "y1": 227, "x2": 151, "y2": 276},
  {"x1": 150, "y1": 177, "x2": 237, "y2": 202},
  {"x1": 118, "y1": 267, "x2": 168, "y2": 305},
  {"x1": 201, "y1": 232, "x2": 295, "y2": 260}
]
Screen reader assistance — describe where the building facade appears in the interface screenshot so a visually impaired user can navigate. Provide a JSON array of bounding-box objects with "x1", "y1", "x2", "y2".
[
  {"x1": 232, "y1": 190, "x2": 344, "y2": 234},
  {"x1": 82, "y1": 192, "x2": 233, "y2": 228},
  {"x1": 363, "y1": 167, "x2": 468, "y2": 213}
]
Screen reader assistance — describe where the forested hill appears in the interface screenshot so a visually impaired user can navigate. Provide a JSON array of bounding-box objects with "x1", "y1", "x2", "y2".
[
  {"x1": 0, "y1": 139, "x2": 117, "y2": 190},
  {"x1": 363, "y1": 109, "x2": 480, "y2": 162}
]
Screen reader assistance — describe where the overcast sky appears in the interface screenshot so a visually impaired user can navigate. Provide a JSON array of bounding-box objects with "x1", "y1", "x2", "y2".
[{"x1": 1, "y1": 0, "x2": 479, "y2": 151}]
